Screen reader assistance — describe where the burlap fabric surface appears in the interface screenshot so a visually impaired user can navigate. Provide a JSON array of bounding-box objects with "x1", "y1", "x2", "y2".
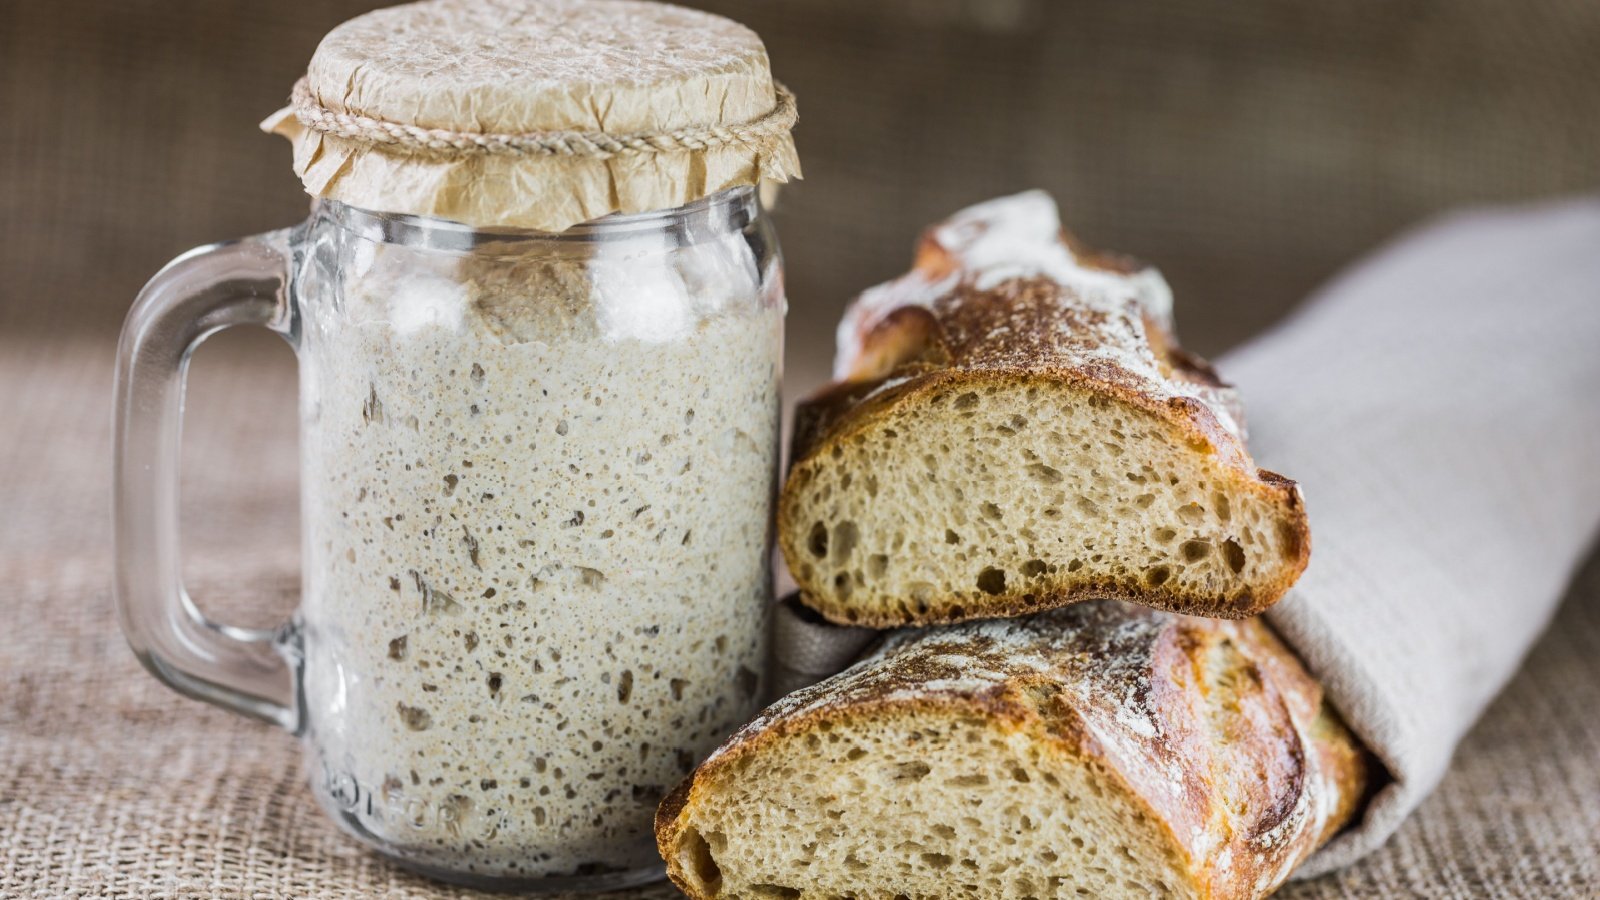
[{"x1": 7, "y1": 0, "x2": 1600, "y2": 368}]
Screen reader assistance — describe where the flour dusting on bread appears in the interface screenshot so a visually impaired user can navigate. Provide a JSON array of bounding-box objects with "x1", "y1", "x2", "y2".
[{"x1": 657, "y1": 602, "x2": 1367, "y2": 900}]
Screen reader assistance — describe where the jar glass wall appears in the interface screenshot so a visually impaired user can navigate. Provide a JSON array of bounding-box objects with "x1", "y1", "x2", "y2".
[{"x1": 290, "y1": 187, "x2": 781, "y2": 888}]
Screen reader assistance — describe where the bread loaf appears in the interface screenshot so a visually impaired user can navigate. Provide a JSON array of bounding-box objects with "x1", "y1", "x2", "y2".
[
  {"x1": 656, "y1": 600, "x2": 1368, "y2": 900},
  {"x1": 778, "y1": 192, "x2": 1309, "y2": 627}
]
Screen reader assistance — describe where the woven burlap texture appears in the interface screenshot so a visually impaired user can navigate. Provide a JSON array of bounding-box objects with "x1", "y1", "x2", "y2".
[
  {"x1": 9, "y1": 0, "x2": 1600, "y2": 359},
  {"x1": 4, "y1": 0, "x2": 1600, "y2": 894}
]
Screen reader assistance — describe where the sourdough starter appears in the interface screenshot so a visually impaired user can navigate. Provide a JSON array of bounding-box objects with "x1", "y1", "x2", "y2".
[{"x1": 295, "y1": 229, "x2": 780, "y2": 878}]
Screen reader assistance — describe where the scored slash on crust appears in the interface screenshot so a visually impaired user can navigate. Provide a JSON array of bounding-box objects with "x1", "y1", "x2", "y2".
[{"x1": 655, "y1": 602, "x2": 1367, "y2": 900}]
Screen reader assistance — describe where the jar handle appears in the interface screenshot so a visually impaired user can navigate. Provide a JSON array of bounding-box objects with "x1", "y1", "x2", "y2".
[{"x1": 113, "y1": 230, "x2": 302, "y2": 731}]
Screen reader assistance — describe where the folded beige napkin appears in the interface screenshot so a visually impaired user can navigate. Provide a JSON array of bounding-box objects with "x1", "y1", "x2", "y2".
[{"x1": 771, "y1": 196, "x2": 1600, "y2": 876}]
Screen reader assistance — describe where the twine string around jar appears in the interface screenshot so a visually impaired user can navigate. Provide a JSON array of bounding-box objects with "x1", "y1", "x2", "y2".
[{"x1": 289, "y1": 77, "x2": 798, "y2": 159}]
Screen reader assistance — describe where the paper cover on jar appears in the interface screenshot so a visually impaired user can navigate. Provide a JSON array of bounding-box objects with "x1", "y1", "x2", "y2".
[{"x1": 262, "y1": 0, "x2": 800, "y2": 232}]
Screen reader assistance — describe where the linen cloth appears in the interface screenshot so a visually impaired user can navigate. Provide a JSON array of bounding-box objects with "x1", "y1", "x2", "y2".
[
  {"x1": 773, "y1": 195, "x2": 1600, "y2": 877},
  {"x1": 767, "y1": 597, "x2": 878, "y2": 700},
  {"x1": 1241, "y1": 196, "x2": 1600, "y2": 873}
]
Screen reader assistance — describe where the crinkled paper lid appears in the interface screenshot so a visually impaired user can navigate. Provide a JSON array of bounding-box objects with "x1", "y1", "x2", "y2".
[{"x1": 262, "y1": 0, "x2": 800, "y2": 231}]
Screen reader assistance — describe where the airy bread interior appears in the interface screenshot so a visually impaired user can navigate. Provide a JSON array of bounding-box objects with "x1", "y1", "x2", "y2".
[
  {"x1": 781, "y1": 374, "x2": 1306, "y2": 626},
  {"x1": 664, "y1": 706, "x2": 1192, "y2": 900}
]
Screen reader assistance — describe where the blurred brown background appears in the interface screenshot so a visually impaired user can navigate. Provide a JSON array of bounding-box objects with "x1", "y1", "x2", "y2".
[
  {"x1": 2, "y1": 2, "x2": 1599, "y2": 897},
  {"x1": 4, "y1": 0, "x2": 1598, "y2": 375}
]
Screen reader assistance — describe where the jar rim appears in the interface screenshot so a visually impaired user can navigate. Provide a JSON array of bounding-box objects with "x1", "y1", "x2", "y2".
[{"x1": 318, "y1": 185, "x2": 759, "y2": 250}]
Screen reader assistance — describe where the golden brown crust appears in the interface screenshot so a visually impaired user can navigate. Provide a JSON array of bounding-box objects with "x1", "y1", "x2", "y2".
[
  {"x1": 802, "y1": 277, "x2": 1248, "y2": 467},
  {"x1": 654, "y1": 776, "x2": 694, "y2": 868},
  {"x1": 782, "y1": 195, "x2": 1310, "y2": 627},
  {"x1": 656, "y1": 602, "x2": 1368, "y2": 899}
]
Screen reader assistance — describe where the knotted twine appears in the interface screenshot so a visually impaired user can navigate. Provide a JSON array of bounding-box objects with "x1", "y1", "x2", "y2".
[{"x1": 289, "y1": 77, "x2": 798, "y2": 160}]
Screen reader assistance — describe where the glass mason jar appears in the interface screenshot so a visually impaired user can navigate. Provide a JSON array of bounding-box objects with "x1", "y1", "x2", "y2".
[{"x1": 113, "y1": 186, "x2": 781, "y2": 890}]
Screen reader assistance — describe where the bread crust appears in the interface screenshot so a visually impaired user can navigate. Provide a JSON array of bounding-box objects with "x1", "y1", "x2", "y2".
[
  {"x1": 657, "y1": 602, "x2": 1368, "y2": 900},
  {"x1": 781, "y1": 194, "x2": 1310, "y2": 626}
]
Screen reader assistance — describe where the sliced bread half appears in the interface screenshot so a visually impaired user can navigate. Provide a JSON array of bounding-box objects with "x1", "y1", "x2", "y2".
[
  {"x1": 656, "y1": 601, "x2": 1368, "y2": 900},
  {"x1": 779, "y1": 191, "x2": 1309, "y2": 627}
]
